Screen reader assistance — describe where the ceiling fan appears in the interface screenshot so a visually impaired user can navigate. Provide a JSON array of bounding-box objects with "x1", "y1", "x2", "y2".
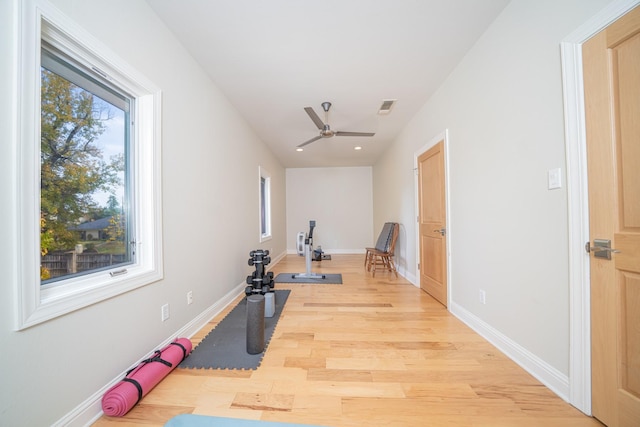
[{"x1": 297, "y1": 102, "x2": 375, "y2": 148}]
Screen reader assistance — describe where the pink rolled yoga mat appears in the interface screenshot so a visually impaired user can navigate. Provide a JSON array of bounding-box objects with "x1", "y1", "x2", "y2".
[{"x1": 101, "y1": 338, "x2": 192, "y2": 417}]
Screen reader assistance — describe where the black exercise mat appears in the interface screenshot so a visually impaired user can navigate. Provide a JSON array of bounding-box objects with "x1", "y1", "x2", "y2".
[
  {"x1": 179, "y1": 289, "x2": 290, "y2": 370},
  {"x1": 274, "y1": 273, "x2": 342, "y2": 284}
]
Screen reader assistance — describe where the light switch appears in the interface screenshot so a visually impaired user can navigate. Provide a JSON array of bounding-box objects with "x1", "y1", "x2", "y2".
[{"x1": 548, "y1": 168, "x2": 562, "y2": 190}]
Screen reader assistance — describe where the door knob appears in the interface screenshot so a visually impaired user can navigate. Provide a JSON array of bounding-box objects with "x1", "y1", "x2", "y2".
[
  {"x1": 585, "y1": 239, "x2": 620, "y2": 260},
  {"x1": 433, "y1": 228, "x2": 446, "y2": 236}
]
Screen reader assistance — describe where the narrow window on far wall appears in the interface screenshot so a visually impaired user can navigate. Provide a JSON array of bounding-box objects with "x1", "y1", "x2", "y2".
[{"x1": 260, "y1": 166, "x2": 272, "y2": 242}]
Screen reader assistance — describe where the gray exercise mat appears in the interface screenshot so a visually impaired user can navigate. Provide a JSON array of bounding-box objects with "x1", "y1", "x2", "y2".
[
  {"x1": 179, "y1": 289, "x2": 290, "y2": 370},
  {"x1": 274, "y1": 273, "x2": 342, "y2": 284}
]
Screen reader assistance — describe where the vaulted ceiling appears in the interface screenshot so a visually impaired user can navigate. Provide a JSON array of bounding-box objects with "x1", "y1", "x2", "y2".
[{"x1": 146, "y1": 0, "x2": 510, "y2": 168}]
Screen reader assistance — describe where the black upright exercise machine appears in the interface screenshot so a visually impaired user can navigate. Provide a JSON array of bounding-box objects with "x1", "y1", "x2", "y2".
[{"x1": 292, "y1": 220, "x2": 326, "y2": 280}]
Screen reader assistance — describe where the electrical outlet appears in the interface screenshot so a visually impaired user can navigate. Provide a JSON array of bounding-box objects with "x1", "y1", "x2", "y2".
[
  {"x1": 479, "y1": 290, "x2": 486, "y2": 305},
  {"x1": 161, "y1": 303, "x2": 170, "y2": 321},
  {"x1": 187, "y1": 291, "x2": 193, "y2": 305}
]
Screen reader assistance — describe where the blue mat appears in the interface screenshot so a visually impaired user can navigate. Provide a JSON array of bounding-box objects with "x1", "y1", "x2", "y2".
[{"x1": 165, "y1": 414, "x2": 329, "y2": 427}]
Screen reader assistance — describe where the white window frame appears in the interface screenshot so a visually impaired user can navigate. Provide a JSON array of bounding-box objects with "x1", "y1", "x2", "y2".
[
  {"x1": 14, "y1": 0, "x2": 163, "y2": 330},
  {"x1": 259, "y1": 166, "x2": 272, "y2": 242}
]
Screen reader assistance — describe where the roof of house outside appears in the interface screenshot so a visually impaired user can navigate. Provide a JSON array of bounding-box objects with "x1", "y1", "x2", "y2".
[{"x1": 69, "y1": 216, "x2": 112, "y2": 231}]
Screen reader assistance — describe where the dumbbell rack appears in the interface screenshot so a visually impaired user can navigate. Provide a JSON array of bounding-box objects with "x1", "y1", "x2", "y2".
[{"x1": 245, "y1": 249, "x2": 275, "y2": 296}]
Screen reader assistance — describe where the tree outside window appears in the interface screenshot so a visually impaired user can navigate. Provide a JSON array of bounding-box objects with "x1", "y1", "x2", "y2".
[{"x1": 40, "y1": 52, "x2": 131, "y2": 282}]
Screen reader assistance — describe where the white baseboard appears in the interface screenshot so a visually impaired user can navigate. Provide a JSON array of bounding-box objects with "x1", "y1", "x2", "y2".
[
  {"x1": 397, "y1": 265, "x2": 417, "y2": 286},
  {"x1": 55, "y1": 282, "x2": 246, "y2": 427},
  {"x1": 449, "y1": 301, "x2": 570, "y2": 402},
  {"x1": 328, "y1": 249, "x2": 366, "y2": 254}
]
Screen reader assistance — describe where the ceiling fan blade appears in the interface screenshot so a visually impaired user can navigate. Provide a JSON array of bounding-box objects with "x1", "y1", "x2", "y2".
[
  {"x1": 297, "y1": 135, "x2": 322, "y2": 148},
  {"x1": 304, "y1": 107, "x2": 325, "y2": 130},
  {"x1": 335, "y1": 131, "x2": 375, "y2": 137}
]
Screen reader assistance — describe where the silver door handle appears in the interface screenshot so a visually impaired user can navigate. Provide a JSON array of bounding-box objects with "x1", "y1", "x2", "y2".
[
  {"x1": 433, "y1": 228, "x2": 446, "y2": 236},
  {"x1": 586, "y1": 245, "x2": 620, "y2": 253},
  {"x1": 585, "y1": 239, "x2": 620, "y2": 260}
]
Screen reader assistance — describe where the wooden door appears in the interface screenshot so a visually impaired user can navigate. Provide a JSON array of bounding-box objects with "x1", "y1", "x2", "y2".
[
  {"x1": 417, "y1": 140, "x2": 447, "y2": 306},
  {"x1": 583, "y1": 6, "x2": 640, "y2": 426}
]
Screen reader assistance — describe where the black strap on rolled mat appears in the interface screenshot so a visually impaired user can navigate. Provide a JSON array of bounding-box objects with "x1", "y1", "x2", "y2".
[
  {"x1": 119, "y1": 342, "x2": 187, "y2": 406},
  {"x1": 121, "y1": 349, "x2": 172, "y2": 404},
  {"x1": 141, "y1": 349, "x2": 173, "y2": 368},
  {"x1": 169, "y1": 341, "x2": 187, "y2": 363},
  {"x1": 121, "y1": 378, "x2": 143, "y2": 404}
]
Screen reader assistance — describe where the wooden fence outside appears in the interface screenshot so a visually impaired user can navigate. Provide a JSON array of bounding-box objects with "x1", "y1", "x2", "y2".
[{"x1": 42, "y1": 252, "x2": 127, "y2": 279}]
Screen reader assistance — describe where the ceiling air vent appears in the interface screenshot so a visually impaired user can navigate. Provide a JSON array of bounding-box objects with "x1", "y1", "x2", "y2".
[{"x1": 378, "y1": 99, "x2": 396, "y2": 115}]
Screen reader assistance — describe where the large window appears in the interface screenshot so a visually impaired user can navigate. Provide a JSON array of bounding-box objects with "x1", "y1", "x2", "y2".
[
  {"x1": 40, "y1": 44, "x2": 133, "y2": 284},
  {"x1": 15, "y1": 0, "x2": 163, "y2": 329}
]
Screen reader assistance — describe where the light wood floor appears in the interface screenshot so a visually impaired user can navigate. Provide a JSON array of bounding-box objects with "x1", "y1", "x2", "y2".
[{"x1": 93, "y1": 254, "x2": 601, "y2": 426}]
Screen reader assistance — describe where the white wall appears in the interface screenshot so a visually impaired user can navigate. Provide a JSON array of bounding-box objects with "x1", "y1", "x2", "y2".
[
  {"x1": 373, "y1": 0, "x2": 614, "y2": 398},
  {"x1": 0, "y1": 1, "x2": 285, "y2": 425},
  {"x1": 286, "y1": 167, "x2": 373, "y2": 253}
]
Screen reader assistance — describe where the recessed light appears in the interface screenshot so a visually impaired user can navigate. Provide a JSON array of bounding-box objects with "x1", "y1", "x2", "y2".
[
  {"x1": 354, "y1": 146, "x2": 362, "y2": 150},
  {"x1": 296, "y1": 148, "x2": 303, "y2": 152}
]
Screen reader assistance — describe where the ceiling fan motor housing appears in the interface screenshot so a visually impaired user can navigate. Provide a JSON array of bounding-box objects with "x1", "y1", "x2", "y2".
[{"x1": 321, "y1": 124, "x2": 334, "y2": 137}]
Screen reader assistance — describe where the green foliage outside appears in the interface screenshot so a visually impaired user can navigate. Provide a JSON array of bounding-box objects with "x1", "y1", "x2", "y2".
[{"x1": 40, "y1": 68, "x2": 125, "y2": 279}]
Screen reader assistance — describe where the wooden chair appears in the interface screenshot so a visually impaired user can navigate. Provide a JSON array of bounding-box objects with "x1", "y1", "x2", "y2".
[
  {"x1": 365, "y1": 222, "x2": 394, "y2": 269},
  {"x1": 365, "y1": 222, "x2": 399, "y2": 277}
]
